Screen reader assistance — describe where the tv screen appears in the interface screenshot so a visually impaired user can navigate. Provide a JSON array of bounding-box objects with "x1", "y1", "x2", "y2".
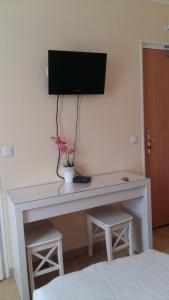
[{"x1": 48, "y1": 50, "x2": 107, "y2": 95}]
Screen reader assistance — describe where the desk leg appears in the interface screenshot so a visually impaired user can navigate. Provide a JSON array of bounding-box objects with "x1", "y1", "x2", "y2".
[
  {"x1": 123, "y1": 179, "x2": 152, "y2": 252},
  {"x1": 8, "y1": 199, "x2": 30, "y2": 300}
]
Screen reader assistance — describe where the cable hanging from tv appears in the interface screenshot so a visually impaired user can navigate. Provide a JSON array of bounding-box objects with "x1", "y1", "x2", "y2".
[{"x1": 51, "y1": 94, "x2": 80, "y2": 179}]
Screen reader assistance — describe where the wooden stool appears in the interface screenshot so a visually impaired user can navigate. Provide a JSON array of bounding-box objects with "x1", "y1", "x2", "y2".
[
  {"x1": 86, "y1": 207, "x2": 134, "y2": 261},
  {"x1": 25, "y1": 221, "x2": 64, "y2": 296}
]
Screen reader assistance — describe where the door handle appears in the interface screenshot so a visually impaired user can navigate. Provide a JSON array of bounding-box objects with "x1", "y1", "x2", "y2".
[{"x1": 147, "y1": 133, "x2": 157, "y2": 154}]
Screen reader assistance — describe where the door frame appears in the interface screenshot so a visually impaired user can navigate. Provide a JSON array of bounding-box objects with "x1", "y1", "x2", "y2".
[{"x1": 140, "y1": 40, "x2": 169, "y2": 176}]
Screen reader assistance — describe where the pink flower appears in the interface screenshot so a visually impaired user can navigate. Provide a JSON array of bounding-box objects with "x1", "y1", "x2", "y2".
[
  {"x1": 59, "y1": 142, "x2": 67, "y2": 154},
  {"x1": 55, "y1": 136, "x2": 62, "y2": 145},
  {"x1": 51, "y1": 135, "x2": 75, "y2": 167},
  {"x1": 68, "y1": 148, "x2": 75, "y2": 154}
]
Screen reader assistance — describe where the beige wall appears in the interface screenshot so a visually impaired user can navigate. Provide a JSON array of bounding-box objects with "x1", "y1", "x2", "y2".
[{"x1": 1, "y1": 0, "x2": 169, "y2": 269}]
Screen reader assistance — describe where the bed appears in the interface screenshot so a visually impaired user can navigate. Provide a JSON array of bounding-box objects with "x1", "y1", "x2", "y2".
[{"x1": 33, "y1": 250, "x2": 169, "y2": 300}]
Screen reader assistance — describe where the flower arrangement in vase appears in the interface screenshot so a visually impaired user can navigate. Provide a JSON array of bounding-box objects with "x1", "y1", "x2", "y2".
[{"x1": 51, "y1": 136, "x2": 75, "y2": 182}]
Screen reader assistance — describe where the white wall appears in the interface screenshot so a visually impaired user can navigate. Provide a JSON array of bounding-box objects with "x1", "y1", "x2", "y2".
[{"x1": 1, "y1": 0, "x2": 169, "y2": 269}]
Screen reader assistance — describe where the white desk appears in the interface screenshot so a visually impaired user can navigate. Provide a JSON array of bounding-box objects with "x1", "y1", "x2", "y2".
[{"x1": 7, "y1": 171, "x2": 152, "y2": 300}]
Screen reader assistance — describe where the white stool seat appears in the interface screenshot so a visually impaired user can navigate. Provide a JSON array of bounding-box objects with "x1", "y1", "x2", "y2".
[
  {"x1": 88, "y1": 207, "x2": 133, "y2": 227},
  {"x1": 25, "y1": 221, "x2": 62, "y2": 248},
  {"x1": 25, "y1": 221, "x2": 64, "y2": 296},
  {"x1": 86, "y1": 207, "x2": 134, "y2": 261}
]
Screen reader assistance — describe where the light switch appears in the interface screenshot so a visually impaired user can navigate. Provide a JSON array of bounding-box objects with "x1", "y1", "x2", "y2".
[
  {"x1": 164, "y1": 23, "x2": 169, "y2": 32},
  {"x1": 1, "y1": 146, "x2": 14, "y2": 157},
  {"x1": 130, "y1": 136, "x2": 138, "y2": 144}
]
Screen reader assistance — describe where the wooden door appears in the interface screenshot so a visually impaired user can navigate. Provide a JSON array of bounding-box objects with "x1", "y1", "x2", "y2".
[{"x1": 143, "y1": 48, "x2": 169, "y2": 228}]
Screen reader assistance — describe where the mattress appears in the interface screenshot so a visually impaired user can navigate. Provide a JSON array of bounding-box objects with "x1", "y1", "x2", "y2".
[{"x1": 33, "y1": 250, "x2": 169, "y2": 300}]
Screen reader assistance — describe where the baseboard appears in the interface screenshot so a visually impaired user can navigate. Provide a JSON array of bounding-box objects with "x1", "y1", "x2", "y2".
[{"x1": 8, "y1": 268, "x2": 13, "y2": 278}]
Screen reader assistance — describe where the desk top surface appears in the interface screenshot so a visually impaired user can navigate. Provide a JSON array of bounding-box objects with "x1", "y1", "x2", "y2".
[{"x1": 7, "y1": 171, "x2": 146, "y2": 205}]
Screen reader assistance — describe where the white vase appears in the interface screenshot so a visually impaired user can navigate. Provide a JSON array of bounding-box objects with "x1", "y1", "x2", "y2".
[{"x1": 63, "y1": 167, "x2": 74, "y2": 183}]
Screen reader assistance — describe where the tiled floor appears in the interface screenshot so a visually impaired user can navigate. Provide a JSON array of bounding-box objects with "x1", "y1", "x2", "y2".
[
  {"x1": 1, "y1": 226, "x2": 169, "y2": 300},
  {"x1": 153, "y1": 225, "x2": 169, "y2": 253},
  {"x1": 0, "y1": 277, "x2": 20, "y2": 300}
]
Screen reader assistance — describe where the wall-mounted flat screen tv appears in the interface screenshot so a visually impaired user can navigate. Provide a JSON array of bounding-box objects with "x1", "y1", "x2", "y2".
[{"x1": 48, "y1": 50, "x2": 107, "y2": 95}]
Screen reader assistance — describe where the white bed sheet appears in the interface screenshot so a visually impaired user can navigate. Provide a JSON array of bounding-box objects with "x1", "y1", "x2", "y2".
[{"x1": 33, "y1": 250, "x2": 169, "y2": 300}]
